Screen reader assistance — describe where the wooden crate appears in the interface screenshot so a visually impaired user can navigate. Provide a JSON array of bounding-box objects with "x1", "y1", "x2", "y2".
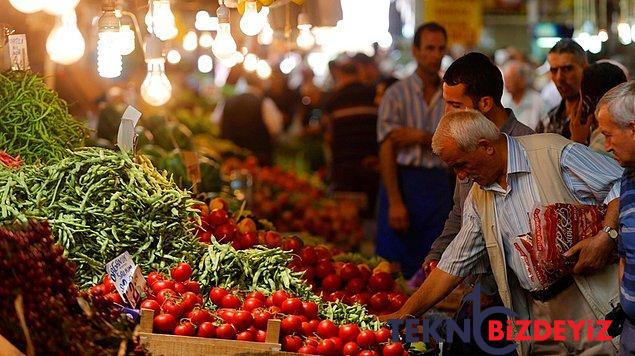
[{"x1": 138, "y1": 309, "x2": 283, "y2": 356}]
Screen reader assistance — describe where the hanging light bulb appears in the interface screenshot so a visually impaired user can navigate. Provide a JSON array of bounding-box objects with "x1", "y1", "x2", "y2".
[
  {"x1": 618, "y1": 22, "x2": 632, "y2": 45},
  {"x1": 198, "y1": 55, "x2": 214, "y2": 73},
  {"x1": 199, "y1": 32, "x2": 214, "y2": 48},
  {"x1": 256, "y1": 59, "x2": 272, "y2": 79},
  {"x1": 118, "y1": 24, "x2": 136, "y2": 55},
  {"x1": 243, "y1": 53, "x2": 258, "y2": 72},
  {"x1": 141, "y1": 35, "x2": 172, "y2": 106},
  {"x1": 279, "y1": 53, "x2": 300, "y2": 75},
  {"x1": 183, "y1": 30, "x2": 198, "y2": 51},
  {"x1": 9, "y1": 0, "x2": 44, "y2": 13},
  {"x1": 296, "y1": 13, "x2": 314, "y2": 50},
  {"x1": 46, "y1": 10, "x2": 85, "y2": 65},
  {"x1": 212, "y1": 4, "x2": 237, "y2": 60},
  {"x1": 43, "y1": 0, "x2": 79, "y2": 15},
  {"x1": 598, "y1": 29, "x2": 608, "y2": 42},
  {"x1": 97, "y1": 5, "x2": 122, "y2": 78},
  {"x1": 150, "y1": 0, "x2": 178, "y2": 41},
  {"x1": 240, "y1": 0, "x2": 264, "y2": 36},
  {"x1": 166, "y1": 49, "x2": 181, "y2": 64},
  {"x1": 258, "y1": 22, "x2": 274, "y2": 45}
]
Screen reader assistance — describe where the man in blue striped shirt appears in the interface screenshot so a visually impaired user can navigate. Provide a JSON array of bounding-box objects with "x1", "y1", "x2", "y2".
[
  {"x1": 596, "y1": 81, "x2": 635, "y2": 356},
  {"x1": 376, "y1": 22, "x2": 451, "y2": 279}
]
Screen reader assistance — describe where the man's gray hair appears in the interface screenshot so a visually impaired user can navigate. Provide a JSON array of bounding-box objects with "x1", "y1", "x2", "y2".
[
  {"x1": 596, "y1": 81, "x2": 635, "y2": 127},
  {"x1": 504, "y1": 60, "x2": 533, "y2": 87},
  {"x1": 432, "y1": 110, "x2": 501, "y2": 154}
]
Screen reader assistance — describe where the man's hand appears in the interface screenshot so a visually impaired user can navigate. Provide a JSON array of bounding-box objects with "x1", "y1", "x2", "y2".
[
  {"x1": 389, "y1": 201, "x2": 409, "y2": 232},
  {"x1": 390, "y1": 128, "x2": 429, "y2": 148},
  {"x1": 569, "y1": 99, "x2": 593, "y2": 145},
  {"x1": 564, "y1": 231, "x2": 616, "y2": 274}
]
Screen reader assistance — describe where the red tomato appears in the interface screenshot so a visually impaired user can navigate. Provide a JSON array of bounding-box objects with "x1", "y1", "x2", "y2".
[
  {"x1": 266, "y1": 295, "x2": 275, "y2": 307},
  {"x1": 281, "y1": 298, "x2": 303, "y2": 315},
  {"x1": 151, "y1": 280, "x2": 175, "y2": 293},
  {"x1": 156, "y1": 289, "x2": 177, "y2": 304},
  {"x1": 349, "y1": 293, "x2": 370, "y2": 306},
  {"x1": 246, "y1": 291, "x2": 266, "y2": 302},
  {"x1": 197, "y1": 322, "x2": 216, "y2": 338},
  {"x1": 301, "y1": 321, "x2": 316, "y2": 337},
  {"x1": 153, "y1": 314, "x2": 177, "y2": 333},
  {"x1": 375, "y1": 328, "x2": 392, "y2": 344},
  {"x1": 316, "y1": 339, "x2": 337, "y2": 355},
  {"x1": 105, "y1": 292, "x2": 123, "y2": 304},
  {"x1": 209, "y1": 287, "x2": 229, "y2": 306},
  {"x1": 232, "y1": 310, "x2": 254, "y2": 331},
  {"x1": 140, "y1": 299, "x2": 161, "y2": 313},
  {"x1": 237, "y1": 331, "x2": 255, "y2": 341},
  {"x1": 217, "y1": 308, "x2": 236, "y2": 323},
  {"x1": 264, "y1": 231, "x2": 282, "y2": 248},
  {"x1": 316, "y1": 320, "x2": 339, "y2": 339},
  {"x1": 170, "y1": 262, "x2": 193, "y2": 282},
  {"x1": 253, "y1": 309, "x2": 273, "y2": 330},
  {"x1": 162, "y1": 300, "x2": 184, "y2": 317},
  {"x1": 313, "y1": 245, "x2": 332, "y2": 260},
  {"x1": 146, "y1": 271, "x2": 164, "y2": 286},
  {"x1": 314, "y1": 259, "x2": 335, "y2": 279},
  {"x1": 272, "y1": 290, "x2": 290, "y2": 307},
  {"x1": 345, "y1": 278, "x2": 365, "y2": 294},
  {"x1": 207, "y1": 208, "x2": 229, "y2": 227},
  {"x1": 338, "y1": 323, "x2": 361, "y2": 342},
  {"x1": 190, "y1": 309, "x2": 213, "y2": 326},
  {"x1": 328, "y1": 337, "x2": 343, "y2": 352},
  {"x1": 174, "y1": 321, "x2": 196, "y2": 336},
  {"x1": 181, "y1": 291, "x2": 201, "y2": 311},
  {"x1": 358, "y1": 350, "x2": 379, "y2": 356},
  {"x1": 382, "y1": 342, "x2": 405, "y2": 356},
  {"x1": 321, "y1": 274, "x2": 342, "y2": 293},
  {"x1": 216, "y1": 323, "x2": 237, "y2": 339},
  {"x1": 255, "y1": 329, "x2": 267, "y2": 342},
  {"x1": 389, "y1": 293, "x2": 408, "y2": 312},
  {"x1": 281, "y1": 315, "x2": 303, "y2": 335},
  {"x1": 184, "y1": 280, "x2": 201, "y2": 294},
  {"x1": 338, "y1": 263, "x2": 360, "y2": 281},
  {"x1": 239, "y1": 232, "x2": 259, "y2": 249},
  {"x1": 281, "y1": 236, "x2": 303, "y2": 253},
  {"x1": 174, "y1": 282, "x2": 188, "y2": 295},
  {"x1": 243, "y1": 297, "x2": 264, "y2": 311},
  {"x1": 369, "y1": 292, "x2": 390, "y2": 312},
  {"x1": 300, "y1": 246, "x2": 318, "y2": 265},
  {"x1": 302, "y1": 301, "x2": 319, "y2": 319},
  {"x1": 103, "y1": 275, "x2": 115, "y2": 292},
  {"x1": 214, "y1": 223, "x2": 238, "y2": 243},
  {"x1": 368, "y1": 272, "x2": 394, "y2": 292},
  {"x1": 221, "y1": 293, "x2": 242, "y2": 309},
  {"x1": 356, "y1": 330, "x2": 377, "y2": 348},
  {"x1": 342, "y1": 341, "x2": 360, "y2": 356},
  {"x1": 357, "y1": 265, "x2": 372, "y2": 281},
  {"x1": 327, "y1": 291, "x2": 346, "y2": 303},
  {"x1": 298, "y1": 345, "x2": 317, "y2": 354},
  {"x1": 282, "y1": 335, "x2": 304, "y2": 352}
]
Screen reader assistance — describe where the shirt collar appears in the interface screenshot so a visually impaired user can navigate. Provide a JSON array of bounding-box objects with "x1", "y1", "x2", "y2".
[
  {"x1": 500, "y1": 109, "x2": 518, "y2": 134},
  {"x1": 505, "y1": 133, "x2": 531, "y2": 174}
]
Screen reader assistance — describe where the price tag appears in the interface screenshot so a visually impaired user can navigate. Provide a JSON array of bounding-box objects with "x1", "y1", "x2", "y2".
[
  {"x1": 117, "y1": 105, "x2": 142, "y2": 151},
  {"x1": 8, "y1": 34, "x2": 29, "y2": 70},
  {"x1": 105, "y1": 252, "x2": 146, "y2": 308},
  {"x1": 182, "y1": 150, "x2": 201, "y2": 185}
]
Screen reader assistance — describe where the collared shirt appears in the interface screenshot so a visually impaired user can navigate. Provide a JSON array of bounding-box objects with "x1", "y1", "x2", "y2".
[
  {"x1": 437, "y1": 134, "x2": 622, "y2": 291},
  {"x1": 502, "y1": 90, "x2": 549, "y2": 131},
  {"x1": 537, "y1": 100, "x2": 571, "y2": 139},
  {"x1": 619, "y1": 169, "x2": 635, "y2": 319},
  {"x1": 377, "y1": 73, "x2": 445, "y2": 168}
]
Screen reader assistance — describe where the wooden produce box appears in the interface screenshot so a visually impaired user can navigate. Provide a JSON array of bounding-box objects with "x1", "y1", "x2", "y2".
[{"x1": 138, "y1": 309, "x2": 283, "y2": 356}]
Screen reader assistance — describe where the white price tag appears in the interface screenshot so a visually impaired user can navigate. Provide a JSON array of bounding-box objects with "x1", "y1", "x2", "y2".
[
  {"x1": 105, "y1": 252, "x2": 146, "y2": 308},
  {"x1": 8, "y1": 34, "x2": 29, "y2": 70},
  {"x1": 117, "y1": 105, "x2": 142, "y2": 151}
]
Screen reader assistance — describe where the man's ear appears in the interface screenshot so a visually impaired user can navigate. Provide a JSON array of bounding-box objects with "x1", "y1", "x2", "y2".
[
  {"x1": 477, "y1": 139, "x2": 495, "y2": 154},
  {"x1": 478, "y1": 96, "x2": 495, "y2": 113},
  {"x1": 629, "y1": 121, "x2": 635, "y2": 139}
]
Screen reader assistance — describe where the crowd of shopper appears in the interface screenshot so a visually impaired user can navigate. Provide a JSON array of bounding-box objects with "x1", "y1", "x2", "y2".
[{"x1": 213, "y1": 20, "x2": 635, "y2": 355}]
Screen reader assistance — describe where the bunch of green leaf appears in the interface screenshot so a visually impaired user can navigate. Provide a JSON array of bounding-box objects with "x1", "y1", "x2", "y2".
[
  {"x1": 319, "y1": 301, "x2": 381, "y2": 330},
  {"x1": 0, "y1": 71, "x2": 87, "y2": 164},
  {"x1": 197, "y1": 239, "x2": 318, "y2": 301},
  {"x1": 0, "y1": 147, "x2": 204, "y2": 288}
]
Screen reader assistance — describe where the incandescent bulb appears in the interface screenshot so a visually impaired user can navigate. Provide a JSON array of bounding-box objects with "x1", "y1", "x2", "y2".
[
  {"x1": 183, "y1": 30, "x2": 198, "y2": 51},
  {"x1": 46, "y1": 11, "x2": 85, "y2": 65},
  {"x1": 598, "y1": 29, "x2": 608, "y2": 42},
  {"x1": 618, "y1": 22, "x2": 632, "y2": 45},
  {"x1": 243, "y1": 53, "x2": 258, "y2": 72},
  {"x1": 256, "y1": 59, "x2": 272, "y2": 79},
  {"x1": 212, "y1": 23, "x2": 237, "y2": 60},
  {"x1": 150, "y1": 0, "x2": 178, "y2": 41},
  {"x1": 43, "y1": 0, "x2": 79, "y2": 15},
  {"x1": 296, "y1": 27, "x2": 315, "y2": 50},
  {"x1": 279, "y1": 54, "x2": 300, "y2": 74},
  {"x1": 97, "y1": 31, "x2": 122, "y2": 78},
  {"x1": 167, "y1": 49, "x2": 181, "y2": 64},
  {"x1": 239, "y1": 0, "x2": 264, "y2": 36},
  {"x1": 141, "y1": 59, "x2": 172, "y2": 106},
  {"x1": 199, "y1": 32, "x2": 214, "y2": 48},
  {"x1": 9, "y1": 0, "x2": 44, "y2": 13},
  {"x1": 198, "y1": 55, "x2": 214, "y2": 73},
  {"x1": 119, "y1": 25, "x2": 136, "y2": 55},
  {"x1": 258, "y1": 22, "x2": 274, "y2": 45}
]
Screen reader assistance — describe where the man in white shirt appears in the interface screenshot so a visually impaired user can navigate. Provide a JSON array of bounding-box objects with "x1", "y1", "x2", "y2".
[{"x1": 502, "y1": 60, "x2": 548, "y2": 130}]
